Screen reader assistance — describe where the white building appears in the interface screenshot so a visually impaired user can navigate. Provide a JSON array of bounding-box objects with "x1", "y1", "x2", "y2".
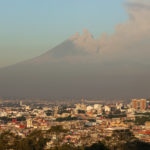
[
  {"x1": 86, "y1": 106, "x2": 93, "y2": 112},
  {"x1": 104, "y1": 106, "x2": 111, "y2": 112},
  {"x1": 26, "y1": 118, "x2": 32, "y2": 128},
  {"x1": 94, "y1": 104, "x2": 102, "y2": 110}
]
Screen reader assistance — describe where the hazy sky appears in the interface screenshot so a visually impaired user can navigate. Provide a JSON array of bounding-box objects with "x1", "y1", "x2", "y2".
[{"x1": 0, "y1": 0, "x2": 127, "y2": 67}]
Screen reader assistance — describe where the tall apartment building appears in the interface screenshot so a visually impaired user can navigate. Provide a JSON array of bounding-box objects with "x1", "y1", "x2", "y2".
[{"x1": 132, "y1": 99, "x2": 146, "y2": 111}]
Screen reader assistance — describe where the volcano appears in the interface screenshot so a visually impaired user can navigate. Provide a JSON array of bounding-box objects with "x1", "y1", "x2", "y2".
[{"x1": 0, "y1": 31, "x2": 150, "y2": 100}]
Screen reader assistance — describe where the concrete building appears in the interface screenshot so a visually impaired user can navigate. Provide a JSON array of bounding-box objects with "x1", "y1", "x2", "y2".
[{"x1": 132, "y1": 99, "x2": 146, "y2": 111}]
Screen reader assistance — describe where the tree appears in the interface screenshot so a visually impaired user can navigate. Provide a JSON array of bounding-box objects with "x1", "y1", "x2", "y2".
[
  {"x1": 53, "y1": 143, "x2": 79, "y2": 150},
  {"x1": 0, "y1": 130, "x2": 21, "y2": 150},
  {"x1": 104, "y1": 129, "x2": 137, "y2": 150},
  {"x1": 85, "y1": 142, "x2": 109, "y2": 150},
  {"x1": 16, "y1": 130, "x2": 50, "y2": 150},
  {"x1": 123, "y1": 140, "x2": 150, "y2": 150},
  {"x1": 47, "y1": 125, "x2": 68, "y2": 134}
]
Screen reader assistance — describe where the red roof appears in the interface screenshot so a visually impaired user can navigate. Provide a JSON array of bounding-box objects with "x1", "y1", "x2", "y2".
[{"x1": 138, "y1": 131, "x2": 150, "y2": 134}]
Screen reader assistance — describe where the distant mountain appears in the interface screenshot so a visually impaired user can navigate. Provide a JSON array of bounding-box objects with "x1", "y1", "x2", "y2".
[{"x1": 0, "y1": 31, "x2": 150, "y2": 100}]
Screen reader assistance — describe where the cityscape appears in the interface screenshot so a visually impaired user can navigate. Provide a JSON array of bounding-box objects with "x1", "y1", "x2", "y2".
[{"x1": 0, "y1": 98, "x2": 150, "y2": 149}]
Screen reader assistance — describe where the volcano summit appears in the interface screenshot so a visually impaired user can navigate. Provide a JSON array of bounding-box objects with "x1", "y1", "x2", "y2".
[{"x1": 0, "y1": 29, "x2": 150, "y2": 99}]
